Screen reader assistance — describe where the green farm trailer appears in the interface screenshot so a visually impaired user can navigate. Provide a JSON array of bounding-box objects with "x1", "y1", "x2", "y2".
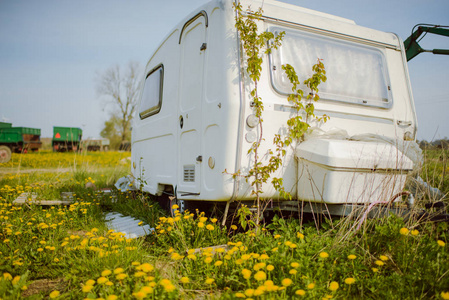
[
  {"x1": 0, "y1": 122, "x2": 42, "y2": 163},
  {"x1": 52, "y1": 126, "x2": 83, "y2": 152}
]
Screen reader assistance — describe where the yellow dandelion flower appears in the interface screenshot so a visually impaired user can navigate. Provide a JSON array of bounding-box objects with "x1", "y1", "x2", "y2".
[
  {"x1": 49, "y1": 290, "x2": 60, "y2": 298},
  {"x1": 242, "y1": 269, "x2": 252, "y2": 279},
  {"x1": 171, "y1": 253, "x2": 184, "y2": 260},
  {"x1": 347, "y1": 254, "x2": 357, "y2": 260},
  {"x1": 438, "y1": 240, "x2": 446, "y2": 247},
  {"x1": 82, "y1": 285, "x2": 93, "y2": 293},
  {"x1": 140, "y1": 286, "x2": 153, "y2": 294},
  {"x1": 113, "y1": 268, "x2": 124, "y2": 274},
  {"x1": 235, "y1": 292, "x2": 246, "y2": 298},
  {"x1": 85, "y1": 279, "x2": 96, "y2": 286},
  {"x1": 214, "y1": 261, "x2": 223, "y2": 267},
  {"x1": 307, "y1": 283, "x2": 315, "y2": 289},
  {"x1": 197, "y1": 222, "x2": 205, "y2": 228},
  {"x1": 296, "y1": 289, "x2": 306, "y2": 296},
  {"x1": 375, "y1": 260, "x2": 384, "y2": 266},
  {"x1": 267, "y1": 265, "x2": 274, "y2": 271},
  {"x1": 319, "y1": 252, "x2": 329, "y2": 258},
  {"x1": 106, "y1": 295, "x2": 118, "y2": 300},
  {"x1": 116, "y1": 273, "x2": 128, "y2": 280},
  {"x1": 344, "y1": 278, "x2": 356, "y2": 285},
  {"x1": 205, "y1": 278, "x2": 215, "y2": 285},
  {"x1": 204, "y1": 257, "x2": 213, "y2": 264},
  {"x1": 133, "y1": 291, "x2": 146, "y2": 300},
  {"x1": 372, "y1": 267, "x2": 379, "y2": 273},
  {"x1": 411, "y1": 229, "x2": 419, "y2": 236},
  {"x1": 399, "y1": 227, "x2": 409, "y2": 235},
  {"x1": 254, "y1": 288, "x2": 264, "y2": 296},
  {"x1": 254, "y1": 271, "x2": 267, "y2": 281},
  {"x1": 245, "y1": 289, "x2": 255, "y2": 297},
  {"x1": 97, "y1": 277, "x2": 108, "y2": 284},
  {"x1": 231, "y1": 225, "x2": 237, "y2": 230},
  {"x1": 102, "y1": 269, "x2": 112, "y2": 277},
  {"x1": 139, "y1": 263, "x2": 154, "y2": 273},
  {"x1": 441, "y1": 291, "x2": 449, "y2": 300},
  {"x1": 379, "y1": 255, "x2": 388, "y2": 261},
  {"x1": 281, "y1": 278, "x2": 292, "y2": 287},
  {"x1": 187, "y1": 254, "x2": 197, "y2": 260},
  {"x1": 206, "y1": 224, "x2": 214, "y2": 231},
  {"x1": 289, "y1": 269, "x2": 298, "y2": 275},
  {"x1": 134, "y1": 272, "x2": 146, "y2": 278},
  {"x1": 264, "y1": 280, "x2": 274, "y2": 287},
  {"x1": 180, "y1": 277, "x2": 190, "y2": 284},
  {"x1": 259, "y1": 254, "x2": 269, "y2": 260},
  {"x1": 172, "y1": 204, "x2": 179, "y2": 210},
  {"x1": 291, "y1": 262, "x2": 300, "y2": 268},
  {"x1": 329, "y1": 281, "x2": 339, "y2": 291},
  {"x1": 297, "y1": 232, "x2": 305, "y2": 239}
]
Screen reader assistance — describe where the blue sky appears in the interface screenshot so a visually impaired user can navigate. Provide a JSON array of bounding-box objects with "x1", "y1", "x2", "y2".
[{"x1": 0, "y1": 0, "x2": 448, "y2": 140}]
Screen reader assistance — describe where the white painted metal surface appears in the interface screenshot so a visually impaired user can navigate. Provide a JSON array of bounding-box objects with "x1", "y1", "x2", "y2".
[
  {"x1": 296, "y1": 139, "x2": 413, "y2": 203},
  {"x1": 131, "y1": 0, "x2": 419, "y2": 205},
  {"x1": 105, "y1": 212, "x2": 154, "y2": 239}
]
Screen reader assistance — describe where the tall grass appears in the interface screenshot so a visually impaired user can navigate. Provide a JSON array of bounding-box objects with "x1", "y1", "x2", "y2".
[{"x1": 0, "y1": 151, "x2": 448, "y2": 299}]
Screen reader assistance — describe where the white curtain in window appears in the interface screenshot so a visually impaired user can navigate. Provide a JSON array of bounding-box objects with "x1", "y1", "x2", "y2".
[{"x1": 270, "y1": 28, "x2": 390, "y2": 107}]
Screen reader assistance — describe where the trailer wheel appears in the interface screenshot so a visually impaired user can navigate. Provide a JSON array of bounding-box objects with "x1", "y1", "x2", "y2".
[{"x1": 0, "y1": 146, "x2": 12, "y2": 163}]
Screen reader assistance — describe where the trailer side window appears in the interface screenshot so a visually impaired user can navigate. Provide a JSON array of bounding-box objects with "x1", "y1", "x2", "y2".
[
  {"x1": 269, "y1": 27, "x2": 391, "y2": 108},
  {"x1": 139, "y1": 65, "x2": 164, "y2": 119}
]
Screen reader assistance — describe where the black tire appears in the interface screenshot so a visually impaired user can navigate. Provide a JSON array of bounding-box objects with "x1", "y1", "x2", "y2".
[{"x1": 0, "y1": 145, "x2": 12, "y2": 163}]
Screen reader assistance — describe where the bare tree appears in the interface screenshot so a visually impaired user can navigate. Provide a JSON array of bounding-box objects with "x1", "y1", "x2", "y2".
[{"x1": 97, "y1": 61, "x2": 141, "y2": 143}]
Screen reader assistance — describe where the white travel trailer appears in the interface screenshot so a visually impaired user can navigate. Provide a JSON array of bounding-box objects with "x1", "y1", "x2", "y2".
[{"x1": 131, "y1": 0, "x2": 420, "y2": 213}]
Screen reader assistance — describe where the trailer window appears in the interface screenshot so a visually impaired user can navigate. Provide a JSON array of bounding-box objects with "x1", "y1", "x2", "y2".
[
  {"x1": 269, "y1": 27, "x2": 391, "y2": 108},
  {"x1": 139, "y1": 65, "x2": 164, "y2": 119}
]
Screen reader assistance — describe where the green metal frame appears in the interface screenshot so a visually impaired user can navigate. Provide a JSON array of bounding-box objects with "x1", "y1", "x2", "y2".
[{"x1": 404, "y1": 24, "x2": 449, "y2": 61}]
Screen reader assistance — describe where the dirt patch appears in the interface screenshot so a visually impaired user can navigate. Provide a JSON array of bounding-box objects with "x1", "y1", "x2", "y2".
[{"x1": 21, "y1": 278, "x2": 66, "y2": 298}]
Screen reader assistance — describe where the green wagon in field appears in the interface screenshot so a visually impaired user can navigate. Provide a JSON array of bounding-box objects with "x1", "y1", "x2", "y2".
[
  {"x1": 52, "y1": 126, "x2": 83, "y2": 152},
  {"x1": 0, "y1": 122, "x2": 42, "y2": 163}
]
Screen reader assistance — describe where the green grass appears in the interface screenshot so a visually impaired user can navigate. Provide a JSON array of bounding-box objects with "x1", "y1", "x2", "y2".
[{"x1": 0, "y1": 151, "x2": 448, "y2": 299}]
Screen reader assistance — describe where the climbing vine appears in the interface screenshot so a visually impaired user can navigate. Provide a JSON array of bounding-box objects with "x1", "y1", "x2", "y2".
[{"x1": 234, "y1": 4, "x2": 328, "y2": 222}]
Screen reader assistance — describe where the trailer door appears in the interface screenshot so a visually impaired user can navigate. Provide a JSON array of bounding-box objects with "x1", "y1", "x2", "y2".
[{"x1": 177, "y1": 15, "x2": 207, "y2": 196}]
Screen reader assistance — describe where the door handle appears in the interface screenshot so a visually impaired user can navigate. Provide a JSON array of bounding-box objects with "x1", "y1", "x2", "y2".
[
  {"x1": 397, "y1": 120, "x2": 412, "y2": 127},
  {"x1": 179, "y1": 115, "x2": 184, "y2": 129}
]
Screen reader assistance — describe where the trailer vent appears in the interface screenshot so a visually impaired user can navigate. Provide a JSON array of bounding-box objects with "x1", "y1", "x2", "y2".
[{"x1": 183, "y1": 165, "x2": 195, "y2": 182}]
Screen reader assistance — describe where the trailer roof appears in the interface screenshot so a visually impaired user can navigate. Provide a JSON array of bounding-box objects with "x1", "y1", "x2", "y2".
[
  {"x1": 241, "y1": 0, "x2": 400, "y2": 48},
  {"x1": 261, "y1": 0, "x2": 356, "y2": 25}
]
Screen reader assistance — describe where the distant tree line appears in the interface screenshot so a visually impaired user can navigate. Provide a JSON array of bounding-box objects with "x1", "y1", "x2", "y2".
[{"x1": 418, "y1": 138, "x2": 449, "y2": 149}]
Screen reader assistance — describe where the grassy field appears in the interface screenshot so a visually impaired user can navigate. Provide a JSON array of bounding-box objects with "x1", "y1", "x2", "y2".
[{"x1": 0, "y1": 150, "x2": 448, "y2": 299}]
